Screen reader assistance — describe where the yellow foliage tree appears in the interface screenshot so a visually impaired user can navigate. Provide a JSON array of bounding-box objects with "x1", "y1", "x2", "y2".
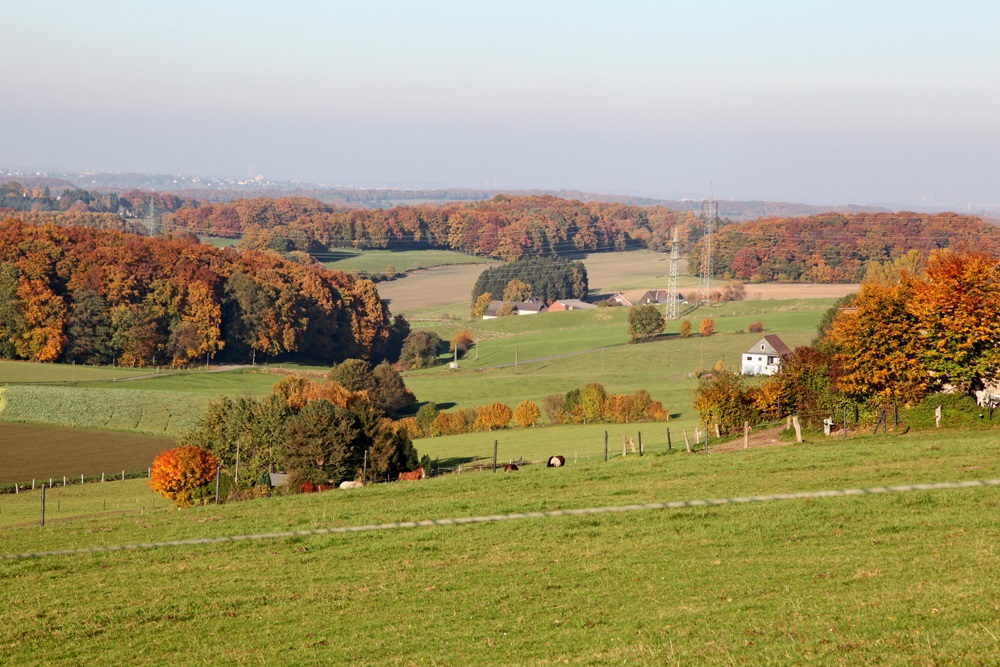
[{"x1": 513, "y1": 400, "x2": 540, "y2": 427}]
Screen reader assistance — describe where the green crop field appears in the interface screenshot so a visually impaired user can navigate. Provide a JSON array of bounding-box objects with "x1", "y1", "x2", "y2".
[
  {"x1": 321, "y1": 248, "x2": 493, "y2": 274},
  {"x1": 198, "y1": 235, "x2": 240, "y2": 248},
  {"x1": 0, "y1": 423, "x2": 172, "y2": 486},
  {"x1": 3, "y1": 429, "x2": 1000, "y2": 664}
]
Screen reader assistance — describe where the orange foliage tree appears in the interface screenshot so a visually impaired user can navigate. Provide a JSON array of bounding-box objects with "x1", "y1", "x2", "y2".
[
  {"x1": 513, "y1": 400, "x2": 540, "y2": 428},
  {"x1": 148, "y1": 445, "x2": 218, "y2": 507},
  {"x1": 473, "y1": 402, "x2": 513, "y2": 431}
]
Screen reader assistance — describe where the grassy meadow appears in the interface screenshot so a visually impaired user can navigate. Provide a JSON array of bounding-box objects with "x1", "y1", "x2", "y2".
[
  {"x1": 0, "y1": 360, "x2": 150, "y2": 384},
  {"x1": 3, "y1": 429, "x2": 1000, "y2": 664},
  {"x1": 320, "y1": 247, "x2": 492, "y2": 274}
]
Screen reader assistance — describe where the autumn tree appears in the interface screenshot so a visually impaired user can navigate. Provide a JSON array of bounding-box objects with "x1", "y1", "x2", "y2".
[
  {"x1": 699, "y1": 318, "x2": 716, "y2": 337},
  {"x1": 679, "y1": 319, "x2": 692, "y2": 338},
  {"x1": 542, "y1": 394, "x2": 565, "y2": 424},
  {"x1": 579, "y1": 383, "x2": 607, "y2": 423},
  {"x1": 451, "y1": 329, "x2": 474, "y2": 356},
  {"x1": 628, "y1": 305, "x2": 665, "y2": 343},
  {"x1": 473, "y1": 402, "x2": 513, "y2": 431},
  {"x1": 471, "y1": 292, "x2": 492, "y2": 319},
  {"x1": 692, "y1": 369, "x2": 759, "y2": 435},
  {"x1": 908, "y1": 251, "x2": 1000, "y2": 393},
  {"x1": 503, "y1": 279, "x2": 533, "y2": 302},
  {"x1": 824, "y1": 280, "x2": 929, "y2": 402},
  {"x1": 513, "y1": 400, "x2": 541, "y2": 428},
  {"x1": 149, "y1": 445, "x2": 218, "y2": 507}
]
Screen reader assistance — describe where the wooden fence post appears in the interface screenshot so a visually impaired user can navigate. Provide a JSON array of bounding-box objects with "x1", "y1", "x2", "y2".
[
  {"x1": 683, "y1": 429, "x2": 691, "y2": 453},
  {"x1": 604, "y1": 431, "x2": 608, "y2": 462},
  {"x1": 639, "y1": 432, "x2": 643, "y2": 456},
  {"x1": 743, "y1": 421, "x2": 749, "y2": 449},
  {"x1": 667, "y1": 427, "x2": 672, "y2": 450},
  {"x1": 792, "y1": 416, "x2": 803, "y2": 443},
  {"x1": 493, "y1": 440, "x2": 498, "y2": 472}
]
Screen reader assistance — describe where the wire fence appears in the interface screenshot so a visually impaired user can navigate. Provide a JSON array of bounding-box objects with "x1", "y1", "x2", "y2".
[{"x1": 0, "y1": 469, "x2": 151, "y2": 495}]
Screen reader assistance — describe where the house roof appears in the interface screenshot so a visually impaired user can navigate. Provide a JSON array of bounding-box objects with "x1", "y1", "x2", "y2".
[
  {"x1": 552, "y1": 299, "x2": 596, "y2": 309},
  {"x1": 483, "y1": 298, "x2": 546, "y2": 317},
  {"x1": 745, "y1": 334, "x2": 793, "y2": 357}
]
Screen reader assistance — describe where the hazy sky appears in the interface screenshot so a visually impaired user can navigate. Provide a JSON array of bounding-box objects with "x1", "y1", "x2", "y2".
[{"x1": 2, "y1": 1, "x2": 997, "y2": 205}]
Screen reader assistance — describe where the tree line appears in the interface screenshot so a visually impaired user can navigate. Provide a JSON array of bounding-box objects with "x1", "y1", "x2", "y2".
[
  {"x1": 695, "y1": 211, "x2": 1000, "y2": 283},
  {"x1": 0, "y1": 218, "x2": 404, "y2": 366},
  {"x1": 693, "y1": 250, "x2": 1000, "y2": 434},
  {"x1": 163, "y1": 194, "x2": 698, "y2": 260}
]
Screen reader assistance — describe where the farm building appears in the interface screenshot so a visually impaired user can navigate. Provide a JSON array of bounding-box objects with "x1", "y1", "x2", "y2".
[
  {"x1": 548, "y1": 299, "x2": 597, "y2": 312},
  {"x1": 482, "y1": 297, "x2": 547, "y2": 319},
  {"x1": 741, "y1": 334, "x2": 792, "y2": 376},
  {"x1": 609, "y1": 290, "x2": 686, "y2": 307}
]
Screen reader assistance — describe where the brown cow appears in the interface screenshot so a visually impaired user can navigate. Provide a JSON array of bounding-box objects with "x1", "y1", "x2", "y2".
[
  {"x1": 398, "y1": 467, "x2": 425, "y2": 481},
  {"x1": 503, "y1": 463, "x2": 519, "y2": 472},
  {"x1": 547, "y1": 455, "x2": 565, "y2": 467}
]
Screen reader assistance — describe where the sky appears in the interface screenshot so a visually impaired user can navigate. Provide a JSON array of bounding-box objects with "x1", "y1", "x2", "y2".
[{"x1": 2, "y1": 0, "x2": 998, "y2": 206}]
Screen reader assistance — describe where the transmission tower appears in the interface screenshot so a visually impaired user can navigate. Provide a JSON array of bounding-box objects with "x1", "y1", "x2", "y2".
[
  {"x1": 665, "y1": 226, "x2": 680, "y2": 320},
  {"x1": 698, "y1": 185, "x2": 718, "y2": 305}
]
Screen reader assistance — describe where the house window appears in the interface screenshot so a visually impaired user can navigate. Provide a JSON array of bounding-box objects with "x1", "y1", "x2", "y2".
[
  {"x1": 761, "y1": 344, "x2": 765, "y2": 351},
  {"x1": 746, "y1": 356, "x2": 752, "y2": 361}
]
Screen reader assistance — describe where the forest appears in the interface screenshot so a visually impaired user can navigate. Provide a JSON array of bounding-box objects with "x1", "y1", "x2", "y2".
[
  {"x1": 163, "y1": 194, "x2": 699, "y2": 260},
  {"x1": 0, "y1": 218, "x2": 401, "y2": 366},
  {"x1": 696, "y1": 211, "x2": 1000, "y2": 283}
]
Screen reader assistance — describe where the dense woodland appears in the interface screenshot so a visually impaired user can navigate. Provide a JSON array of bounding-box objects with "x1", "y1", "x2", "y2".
[
  {"x1": 470, "y1": 257, "x2": 589, "y2": 305},
  {"x1": 163, "y1": 195, "x2": 698, "y2": 259},
  {"x1": 0, "y1": 218, "x2": 402, "y2": 366},
  {"x1": 696, "y1": 212, "x2": 1000, "y2": 283}
]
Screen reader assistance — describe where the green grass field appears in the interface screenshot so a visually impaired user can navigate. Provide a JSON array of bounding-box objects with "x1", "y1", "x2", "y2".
[
  {"x1": 0, "y1": 360, "x2": 150, "y2": 383},
  {"x1": 403, "y1": 299, "x2": 832, "y2": 413},
  {"x1": 198, "y1": 235, "x2": 240, "y2": 248},
  {"x1": 3, "y1": 428, "x2": 1000, "y2": 664},
  {"x1": 321, "y1": 248, "x2": 492, "y2": 274}
]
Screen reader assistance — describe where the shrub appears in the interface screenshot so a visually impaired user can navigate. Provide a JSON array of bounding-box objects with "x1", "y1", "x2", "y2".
[
  {"x1": 451, "y1": 329, "x2": 474, "y2": 355},
  {"x1": 513, "y1": 400, "x2": 541, "y2": 428},
  {"x1": 748, "y1": 321, "x2": 764, "y2": 333},
  {"x1": 415, "y1": 403, "x2": 439, "y2": 435},
  {"x1": 430, "y1": 410, "x2": 469, "y2": 436},
  {"x1": 149, "y1": 445, "x2": 218, "y2": 508},
  {"x1": 692, "y1": 369, "x2": 759, "y2": 435},
  {"x1": 542, "y1": 393, "x2": 566, "y2": 424},
  {"x1": 679, "y1": 319, "x2": 692, "y2": 338},
  {"x1": 699, "y1": 318, "x2": 716, "y2": 337},
  {"x1": 399, "y1": 331, "x2": 442, "y2": 370},
  {"x1": 579, "y1": 383, "x2": 607, "y2": 423}
]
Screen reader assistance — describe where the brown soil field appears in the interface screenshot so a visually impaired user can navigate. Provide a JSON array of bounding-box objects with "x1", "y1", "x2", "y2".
[
  {"x1": 376, "y1": 262, "x2": 500, "y2": 313},
  {"x1": 742, "y1": 283, "x2": 859, "y2": 300},
  {"x1": 0, "y1": 422, "x2": 173, "y2": 484}
]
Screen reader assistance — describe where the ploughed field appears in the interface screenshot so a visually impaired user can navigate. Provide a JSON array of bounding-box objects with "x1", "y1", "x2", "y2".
[{"x1": 3, "y1": 429, "x2": 999, "y2": 665}]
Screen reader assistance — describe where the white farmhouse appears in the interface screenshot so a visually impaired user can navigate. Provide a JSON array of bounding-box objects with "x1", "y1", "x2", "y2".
[{"x1": 741, "y1": 334, "x2": 792, "y2": 376}]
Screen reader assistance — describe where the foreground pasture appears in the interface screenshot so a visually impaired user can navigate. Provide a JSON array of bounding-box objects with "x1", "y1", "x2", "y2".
[{"x1": 3, "y1": 430, "x2": 1000, "y2": 665}]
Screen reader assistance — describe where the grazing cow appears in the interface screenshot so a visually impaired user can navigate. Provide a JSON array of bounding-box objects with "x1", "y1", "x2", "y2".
[
  {"x1": 398, "y1": 467, "x2": 425, "y2": 481},
  {"x1": 339, "y1": 480, "x2": 364, "y2": 489},
  {"x1": 503, "y1": 463, "x2": 519, "y2": 472},
  {"x1": 547, "y1": 455, "x2": 565, "y2": 467}
]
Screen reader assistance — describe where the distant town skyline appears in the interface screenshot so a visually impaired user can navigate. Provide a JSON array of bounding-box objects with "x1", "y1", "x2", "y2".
[{"x1": 2, "y1": 1, "x2": 997, "y2": 207}]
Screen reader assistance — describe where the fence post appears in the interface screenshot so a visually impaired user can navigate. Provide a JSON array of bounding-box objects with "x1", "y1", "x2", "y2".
[
  {"x1": 893, "y1": 401, "x2": 898, "y2": 427},
  {"x1": 604, "y1": 431, "x2": 608, "y2": 462},
  {"x1": 683, "y1": 429, "x2": 691, "y2": 453},
  {"x1": 81, "y1": 474, "x2": 84, "y2": 484},
  {"x1": 843, "y1": 406, "x2": 848, "y2": 439},
  {"x1": 121, "y1": 470, "x2": 125, "y2": 481},
  {"x1": 215, "y1": 466, "x2": 221, "y2": 505},
  {"x1": 793, "y1": 416, "x2": 803, "y2": 443},
  {"x1": 493, "y1": 440, "x2": 498, "y2": 473},
  {"x1": 101, "y1": 472, "x2": 104, "y2": 483},
  {"x1": 63, "y1": 475, "x2": 66, "y2": 487},
  {"x1": 639, "y1": 432, "x2": 643, "y2": 456},
  {"x1": 667, "y1": 428, "x2": 671, "y2": 450},
  {"x1": 743, "y1": 421, "x2": 749, "y2": 449},
  {"x1": 40, "y1": 483, "x2": 46, "y2": 526},
  {"x1": 363, "y1": 449, "x2": 368, "y2": 485},
  {"x1": 32, "y1": 479, "x2": 35, "y2": 490}
]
